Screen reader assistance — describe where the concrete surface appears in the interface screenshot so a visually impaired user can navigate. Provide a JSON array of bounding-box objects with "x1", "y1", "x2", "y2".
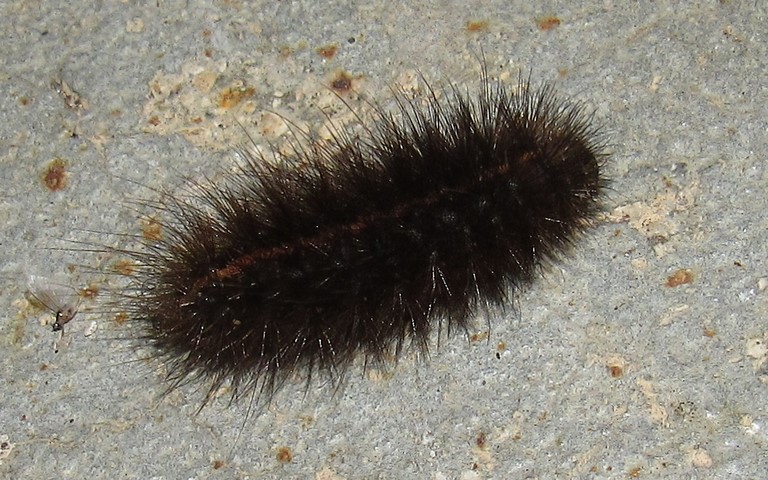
[{"x1": 1, "y1": 1, "x2": 767, "y2": 479}]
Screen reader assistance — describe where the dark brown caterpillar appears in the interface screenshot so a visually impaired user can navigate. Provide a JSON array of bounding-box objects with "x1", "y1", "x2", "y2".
[{"x1": 126, "y1": 76, "x2": 608, "y2": 404}]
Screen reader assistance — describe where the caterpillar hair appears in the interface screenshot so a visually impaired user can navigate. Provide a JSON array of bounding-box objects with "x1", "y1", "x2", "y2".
[{"x1": 121, "y1": 73, "x2": 608, "y2": 406}]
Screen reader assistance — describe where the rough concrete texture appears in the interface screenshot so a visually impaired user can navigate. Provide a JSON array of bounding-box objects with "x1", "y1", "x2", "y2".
[{"x1": 1, "y1": 2, "x2": 767, "y2": 479}]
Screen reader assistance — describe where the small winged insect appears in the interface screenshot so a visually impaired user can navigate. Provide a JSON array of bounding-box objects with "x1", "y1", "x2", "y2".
[{"x1": 26, "y1": 275, "x2": 81, "y2": 332}]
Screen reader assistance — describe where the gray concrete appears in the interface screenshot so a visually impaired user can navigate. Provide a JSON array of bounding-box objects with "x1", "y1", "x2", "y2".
[{"x1": 1, "y1": 1, "x2": 766, "y2": 479}]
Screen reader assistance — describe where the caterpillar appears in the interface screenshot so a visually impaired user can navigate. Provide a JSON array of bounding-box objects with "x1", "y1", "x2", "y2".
[{"x1": 122, "y1": 75, "x2": 608, "y2": 404}]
